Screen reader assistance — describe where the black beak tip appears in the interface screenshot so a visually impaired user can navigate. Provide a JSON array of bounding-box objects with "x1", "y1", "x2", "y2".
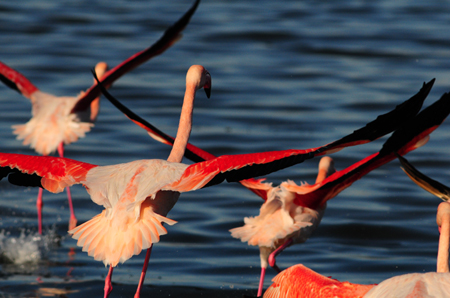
[{"x1": 205, "y1": 87, "x2": 211, "y2": 99}]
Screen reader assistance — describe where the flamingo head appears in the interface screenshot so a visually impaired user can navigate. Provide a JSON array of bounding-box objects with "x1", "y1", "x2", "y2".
[
  {"x1": 186, "y1": 65, "x2": 211, "y2": 99},
  {"x1": 437, "y1": 201, "x2": 450, "y2": 233}
]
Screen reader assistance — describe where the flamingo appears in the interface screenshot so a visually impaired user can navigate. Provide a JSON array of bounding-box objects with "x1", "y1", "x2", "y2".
[
  {"x1": 0, "y1": 83, "x2": 449, "y2": 297},
  {"x1": 0, "y1": 0, "x2": 200, "y2": 234},
  {"x1": 95, "y1": 76, "x2": 437, "y2": 296},
  {"x1": 0, "y1": 61, "x2": 108, "y2": 234},
  {"x1": 262, "y1": 201, "x2": 450, "y2": 298}
]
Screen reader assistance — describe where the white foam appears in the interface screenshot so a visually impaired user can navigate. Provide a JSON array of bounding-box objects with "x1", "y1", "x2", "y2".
[{"x1": 0, "y1": 228, "x2": 61, "y2": 265}]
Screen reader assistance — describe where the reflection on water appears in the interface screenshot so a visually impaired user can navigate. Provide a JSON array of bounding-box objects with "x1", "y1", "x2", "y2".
[{"x1": 1, "y1": 0, "x2": 450, "y2": 297}]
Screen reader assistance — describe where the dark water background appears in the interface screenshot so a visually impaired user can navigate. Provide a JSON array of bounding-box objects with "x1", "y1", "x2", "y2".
[{"x1": 1, "y1": 0, "x2": 450, "y2": 297}]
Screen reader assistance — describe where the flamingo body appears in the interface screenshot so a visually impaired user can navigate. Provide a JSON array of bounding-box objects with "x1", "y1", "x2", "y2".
[
  {"x1": 0, "y1": 61, "x2": 108, "y2": 156},
  {"x1": 363, "y1": 272, "x2": 450, "y2": 298},
  {"x1": 12, "y1": 90, "x2": 98, "y2": 156},
  {"x1": 263, "y1": 264, "x2": 375, "y2": 298},
  {"x1": 0, "y1": 61, "x2": 107, "y2": 233},
  {"x1": 230, "y1": 157, "x2": 334, "y2": 270},
  {"x1": 231, "y1": 189, "x2": 323, "y2": 249},
  {"x1": 70, "y1": 159, "x2": 189, "y2": 266}
]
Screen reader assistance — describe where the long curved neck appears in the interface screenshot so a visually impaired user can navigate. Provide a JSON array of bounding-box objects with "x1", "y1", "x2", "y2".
[
  {"x1": 437, "y1": 205, "x2": 450, "y2": 272},
  {"x1": 167, "y1": 83, "x2": 196, "y2": 163}
]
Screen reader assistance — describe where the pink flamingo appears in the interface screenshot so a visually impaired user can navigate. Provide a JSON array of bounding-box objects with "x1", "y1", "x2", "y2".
[
  {"x1": 96, "y1": 77, "x2": 436, "y2": 296},
  {"x1": 263, "y1": 201, "x2": 450, "y2": 298},
  {"x1": 0, "y1": 0, "x2": 200, "y2": 234},
  {"x1": 0, "y1": 61, "x2": 107, "y2": 234},
  {"x1": 0, "y1": 64, "x2": 211, "y2": 298},
  {"x1": 0, "y1": 81, "x2": 448, "y2": 296}
]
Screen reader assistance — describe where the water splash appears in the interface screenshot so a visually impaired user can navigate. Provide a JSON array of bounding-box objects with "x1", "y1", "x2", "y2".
[{"x1": 0, "y1": 227, "x2": 61, "y2": 265}]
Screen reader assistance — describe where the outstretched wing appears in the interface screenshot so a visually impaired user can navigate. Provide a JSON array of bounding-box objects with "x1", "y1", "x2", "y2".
[
  {"x1": 167, "y1": 149, "x2": 316, "y2": 192},
  {"x1": 0, "y1": 61, "x2": 39, "y2": 99},
  {"x1": 397, "y1": 154, "x2": 450, "y2": 201},
  {"x1": 98, "y1": 75, "x2": 435, "y2": 201},
  {"x1": 0, "y1": 153, "x2": 97, "y2": 193},
  {"x1": 290, "y1": 91, "x2": 450, "y2": 209},
  {"x1": 72, "y1": 0, "x2": 200, "y2": 113},
  {"x1": 316, "y1": 78, "x2": 434, "y2": 153},
  {"x1": 167, "y1": 92, "x2": 450, "y2": 195}
]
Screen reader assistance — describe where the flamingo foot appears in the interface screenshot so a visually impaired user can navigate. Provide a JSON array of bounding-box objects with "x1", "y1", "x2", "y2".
[
  {"x1": 37, "y1": 187, "x2": 44, "y2": 235},
  {"x1": 268, "y1": 238, "x2": 293, "y2": 272},
  {"x1": 104, "y1": 266, "x2": 114, "y2": 298},
  {"x1": 134, "y1": 245, "x2": 153, "y2": 298},
  {"x1": 257, "y1": 267, "x2": 266, "y2": 297}
]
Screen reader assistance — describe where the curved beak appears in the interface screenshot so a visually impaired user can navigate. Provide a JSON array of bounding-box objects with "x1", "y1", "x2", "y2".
[
  {"x1": 204, "y1": 86, "x2": 211, "y2": 98},
  {"x1": 203, "y1": 71, "x2": 211, "y2": 98}
]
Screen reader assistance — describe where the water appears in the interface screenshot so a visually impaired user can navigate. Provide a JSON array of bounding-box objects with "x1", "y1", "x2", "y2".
[{"x1": 1, "y1": 0, "x2": 450, "y2": 297}]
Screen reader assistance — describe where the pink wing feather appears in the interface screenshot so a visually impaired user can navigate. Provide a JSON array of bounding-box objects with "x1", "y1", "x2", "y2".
[
  {"x1": 0, "y1": 153, "x2": 97, "y2": 193},
  {"x1": 291, "y1": 92, "x2": 450, "y2": 209},
  {"x1": 97, "y1": 76, "x2": 435, "y2": 201},
  {"x1": 168, "y1": 91, "x2": 450, "y2": 194},
  {"x1": 71, "y1": 0, "x2": 200, "y2": 113},
  {"x1": 0, "y1": 61, "x2": 39, "y2": 99},
  {"x1": 264, "y1": 264, "x2": 375, "y2": 298}
]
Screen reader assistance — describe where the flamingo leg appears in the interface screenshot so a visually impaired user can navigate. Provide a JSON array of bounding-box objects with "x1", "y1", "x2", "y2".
[
  {"x1": 256, "y1": 238, "x2": 294, "y2": 296},
  {"x1": 57, "y1": 142, "x2": 77, "y2": 230},
  {"x1": 104, "y1": 265, "x2": 114, "y2": 298},
  {"x1": 36, "y1": 187, "x2": 43, "y2": 235},
  {"x1": 268, "y1": 238, "x2": 293, "y2": 273},
  {"x1": 257, "y1": 267, "x2": 267, "y2": 297},
  {"x1": 134, "y1": 245, "x2": 153, "y2": 298}
]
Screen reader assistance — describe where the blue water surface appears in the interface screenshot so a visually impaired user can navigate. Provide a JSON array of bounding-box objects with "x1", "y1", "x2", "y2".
[{"x1": 0, "y1": 0, "x2": 450, "y2": 297}]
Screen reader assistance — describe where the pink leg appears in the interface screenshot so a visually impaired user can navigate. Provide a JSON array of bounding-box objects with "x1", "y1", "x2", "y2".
[
  {"x1": 57, "y1": 142, "x2": 77, "y2": 230},
  {"x1": 257, "y1": 266, "x2": 266, "y2": 297},
  {"x1": 104, "y1": 265, "x2": 114, "y2": 298},
  {"x1": 134, "y1": 245, "x2": 153, "y2": 298},
  {"x1": 268, "y1": 238, "x2": 293, "y2": 273},
  {"x1": 57, "y1": 142, "x2": 64, "y2": 157},
  {"x1": 65, "y1": 186, "x2": 77, "y2": 230},
  {"x1": 37, "y1": 187, "x2": 44, "y2": 235}
]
